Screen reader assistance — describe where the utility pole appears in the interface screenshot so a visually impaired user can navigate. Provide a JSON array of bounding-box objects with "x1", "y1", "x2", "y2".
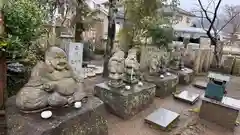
[{"x1": 103, "y1": 0, "x2": 117, "y2": 77}]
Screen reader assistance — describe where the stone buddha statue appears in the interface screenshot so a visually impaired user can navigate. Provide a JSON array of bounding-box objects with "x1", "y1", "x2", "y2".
[
  {"x1": 124, "y1": 48, "x2": 140, "y2": 84},
  {"x1": 170, "y1": 46, "x2": 184, "y2": 70},
  {"x1": 149, "y1": 53, "x2": 168, "y2": 76},
  {"x1": 149, "y1": 55, "x2": 160, "y2": 75},
  {"x1": 108, "y1": 50, "x2": 125, "y2": 88},
  {"x1": 159, "y1": 53, "x2": 168, "y2": 74},
  {"x1": 16, "y1": 46, "x2": 87, "y2": 113}
]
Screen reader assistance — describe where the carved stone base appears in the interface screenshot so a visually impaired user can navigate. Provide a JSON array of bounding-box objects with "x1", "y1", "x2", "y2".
[
  {"x1": 94, "y1": 82, "x2": 156, "y2": 119},
  {"x1": 144, "y1": 74, "x2": 178, "y2": 98},
  {"x1": 6, "y1": 96, "x2": 108, "y2": 135},
  {"x1": 170, "y1": 68, "x2": 194, "y2": 85}
]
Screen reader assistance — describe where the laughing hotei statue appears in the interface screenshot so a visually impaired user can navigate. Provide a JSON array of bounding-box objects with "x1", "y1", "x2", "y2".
[
  {"x1": 15, "y1": 46, "x2": 88, "y2": 113},
  {"x1": 6, "y1": 46, "x2": 108, "y2": 135},
  {"x1": 169, "y1": 46, "x2": 194, "y2": 85},
  {"x1": 124, "y1": 48, "x2": 140, "y2": 84},
  {"x1": 108, "y1": 50, "x2": 125, "y2": 88},
  {"x1": 94, "y1": 48, "x2": 156, "y2": 119}
]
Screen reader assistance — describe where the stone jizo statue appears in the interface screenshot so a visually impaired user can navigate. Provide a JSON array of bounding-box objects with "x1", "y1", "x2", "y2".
[
  {"x1": 149, "y1": 55, "x2": 160, "y2": 75},
  {"x1": 159, "y1": 53, "x2": 168, "y2": 74},
  {"x1": 108, "y1": 50, "x2": 125, "y2": 88},
  {"x1": 170, "y1": 46, "x2": 184, "y2": 70},
  {"x1": 124, "y1": 48, "x2": 140, "y2": 84},
  {"x1": 16, "y1": 46, "x2": 87, "y2": 113}
]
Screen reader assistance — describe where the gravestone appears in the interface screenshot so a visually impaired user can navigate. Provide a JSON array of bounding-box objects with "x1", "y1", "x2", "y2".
[
  {"x1": 173, "y1": 90, "x2": 200, "y2": 104},
  {"x1": 199, "y1": 37, "x2": 211, "y2": 48},
  {"x1": 145, "y1": 108, "x2": 180, "y2": 131},
  {"x1": 221, "y1": 55, "x2": 235, "y2": 74},
  {"x1": 68, "y1": 42, "x2": 84, "y2": 78},
  {"x1": 232, "y1": 56, "x2": 240, "y2": 76}
]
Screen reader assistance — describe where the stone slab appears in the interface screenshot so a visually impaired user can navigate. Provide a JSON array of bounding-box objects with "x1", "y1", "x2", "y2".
[
  {"x1": 144, "y1": 73, "x2": 179, "y2": 98},
  {"x1": 94, "y1": 82, "x2": 156, "y2": 119},
  {"x1": 173, "y1": 90, "x2": 200, "y2": 105},
  {"x1": 199, "y1": 96, "x2": 240, "y2": 130},
  {"x1": 6, "y1": 96, "x2": 108, "y2": 135},
  {"x1": 192, "y1": 80, "x2": 207, "y2": 90},
  {"x1": 145, "y1": 108, "x2": 180, "y2": 130},
  {"x1": 169, "y1": 68, "x2": 194, "y2": 85}
]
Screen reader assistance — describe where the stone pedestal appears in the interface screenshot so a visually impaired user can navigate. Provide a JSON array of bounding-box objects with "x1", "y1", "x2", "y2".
[
  {"x1": 199, "y1": 97, "x2": 240, "y2": 130},
  {"x1": 170, "y1": 68, "x2": 194, "y2": 85},
  {"x1": 6, "y1": 97, "x2": 108, "y2": 135},
  {"x1": 94, "y1": 82, "x2": 156, "y2": 119},
  {"x1": 144, "y1": 74, "x2": 178, "y2": 98}
]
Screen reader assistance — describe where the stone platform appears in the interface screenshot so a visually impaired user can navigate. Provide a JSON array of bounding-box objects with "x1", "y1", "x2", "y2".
[
  {"x1": 6, "y1": 96, "x2": 108, "y2": 135},
  {"x1": 169, "y1": 68, "x2": 194, "y2": 85},
  {"x1": 145, "y1": 108, "x2": 180, "y2": 131},
  {"x1": 199, "y1": 96, "x2": 240, "y2": 130},
  {"x1": 144, "y1": 74, "x2": 178, "y2": 98},
  {"x1": 94, "y1": 82, "x2": 156, "y2": 119}
]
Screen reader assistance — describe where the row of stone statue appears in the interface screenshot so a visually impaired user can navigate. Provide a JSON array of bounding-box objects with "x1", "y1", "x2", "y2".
[
  {"x1": 15, "y1": 45, "x2": 184, "y2": 113},
  {"x1": 149, "y1": 46, "x2": 185, "y2": 75}
]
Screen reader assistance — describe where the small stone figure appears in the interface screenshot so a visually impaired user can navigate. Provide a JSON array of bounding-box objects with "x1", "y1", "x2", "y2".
[
  {"x1": 170, "y1": 46, "x2": 183, "y2": 70},
  {"x1": 124, "y1": 48, "x2": 140, "y2": 84},
  {"x1": 149, "y1": 55, "x2": 160, "y2": 75},
  {"x1": 149, "y1": 53, "x2": 168, "y2": 76},
  {"x1": 16, "y1": 46, "x2": 87, "y2": 113},
  {"x1": 159, "y1": 53, "x2": 168, "y2": 74},
  {"x1": 108, "y1": 50, "x2": 125, "y2": 88}
]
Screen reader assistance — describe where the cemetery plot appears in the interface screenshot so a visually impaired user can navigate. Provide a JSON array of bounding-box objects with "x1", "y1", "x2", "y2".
[
  {"x1": 145, "y1": 108, "x2": 180, "y2": 131},
  {"x1": 173, "y1": 90, "x2": 200, "y2": 105}
]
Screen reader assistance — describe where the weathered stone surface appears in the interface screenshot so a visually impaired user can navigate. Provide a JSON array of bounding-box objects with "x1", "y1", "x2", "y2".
[
  {"x1": 6, "y1": 96, "x2": 108, "y2": 135},
  {"x1": 169, "y1": 68, "x2": 194, "y2": 85},
  {"x1": 221, "y1": 55, "x2": 235, "y2": 74},
  {"x1": 232, "y1": 56, "x2": 240, "y2": 76},
  {"x1": 199, "y1": 97, "x2": 240, "y2": 130},
  {"x1": 144, "y1": 74, "x2": 178, "y2": 98},
  {"x1": 145, "y1": 108, "x2": 180, "y2": 131},
  {"x1": 94, "y1": 82, "x2": 156, "y2": 119}
]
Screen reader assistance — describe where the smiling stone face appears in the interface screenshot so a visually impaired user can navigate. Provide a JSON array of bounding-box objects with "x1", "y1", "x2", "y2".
[{"x1": 45, "y1": 47, "x2": 68, "y2": 71}]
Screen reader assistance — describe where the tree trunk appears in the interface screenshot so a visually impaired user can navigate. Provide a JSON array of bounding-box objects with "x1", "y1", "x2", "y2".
[
  {"x1": 0, "y1": 3, "x2": 6, "y2": 109},
  {"x1": 75, "y1": 22, "x2": 84, "y2": 42},
  {"x1": 103, "y1": 0, "x2": 116, "y2": 78}
]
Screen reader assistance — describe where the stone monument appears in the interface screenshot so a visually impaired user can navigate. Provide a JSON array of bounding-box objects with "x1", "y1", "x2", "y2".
[
  {"x1": 169, "y1": 46, "x2": 194, "y2": 85},
  {"x1": 6, "y1": 46, "x2": 108, "y2": 135},
  {"x1": 144, "y1": 53, "x2": 178, "y2": 98},
  {"x1": 124, "y1": 48, "x2": 140, "y2": 84},
  {"x1": 95, "y1": 49, "x2": 156, "y2": 119}
]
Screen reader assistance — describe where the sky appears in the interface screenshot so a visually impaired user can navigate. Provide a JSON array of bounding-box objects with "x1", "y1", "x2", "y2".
[
  {"x1": 96, "y1": 0, "x2": 240, "y2": 12},
  {"x1": 179, "y1": 0, "x2": 240, "y2": 11}
]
